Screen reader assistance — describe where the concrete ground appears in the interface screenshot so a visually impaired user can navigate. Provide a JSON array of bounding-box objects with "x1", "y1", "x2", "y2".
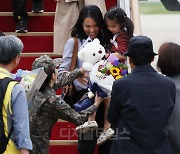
[{"x1": 140, "y1": 14, "x2": 180, "y2": 69}]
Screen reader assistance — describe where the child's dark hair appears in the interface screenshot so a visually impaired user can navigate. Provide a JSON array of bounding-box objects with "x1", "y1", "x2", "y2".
[
  {"x1": 71, "y1": 5, "x2": 111, "y2": 49},
  {"x1": 105, "y1": 7, "x2": 134, "y2": 38},
  {"x1": 39, "y1": 67, "x2": 55, "y2": 92}
]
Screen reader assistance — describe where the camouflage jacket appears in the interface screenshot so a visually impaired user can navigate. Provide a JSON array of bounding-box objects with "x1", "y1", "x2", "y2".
[
  {"x1": 29, "y1": 70, "x2": 97, "y2": 154},
  {"x1": 53, "y1": 69, "x2": 82, "y2": 90}
]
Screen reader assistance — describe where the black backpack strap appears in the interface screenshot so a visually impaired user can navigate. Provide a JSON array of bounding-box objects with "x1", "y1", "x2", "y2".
[
  {"x1": 0, "y1": 77, "x2": 15, "y2": 153},
  {"x1": 6, "y1": 126, "x2": 13, "y2": 144}
]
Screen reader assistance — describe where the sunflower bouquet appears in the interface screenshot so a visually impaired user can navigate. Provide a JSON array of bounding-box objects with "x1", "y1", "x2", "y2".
[
  {"x1": 98, "y1": 54, "x2": 128, "y2": 80},
  {"x1": 89, "y1": 54, "x2": 128, "y2": 95}
]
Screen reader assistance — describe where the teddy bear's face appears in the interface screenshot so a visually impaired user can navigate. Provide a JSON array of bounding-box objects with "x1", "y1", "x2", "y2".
[
  {"x1": 78, "y1": 38, "x2": 105, "y2": 65},
  {"x1": 84, "y1": 46, "x2": 105, "y2": 64}
]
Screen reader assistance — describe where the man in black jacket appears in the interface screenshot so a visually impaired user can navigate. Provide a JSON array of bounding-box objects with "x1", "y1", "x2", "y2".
[{"x1": 108, "y1": 35, "x2": 175, "y2": 154}]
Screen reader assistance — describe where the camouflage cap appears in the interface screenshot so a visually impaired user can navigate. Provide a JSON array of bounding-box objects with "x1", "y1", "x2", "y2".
[{"x1": 32, "y1": 55, "x2": 62, "y2": 74}]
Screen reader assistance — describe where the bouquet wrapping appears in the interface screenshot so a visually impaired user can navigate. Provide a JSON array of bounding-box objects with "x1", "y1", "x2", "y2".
[
  {"x1": 13, "y1": 68, "x2": 47, "y2": 101},
  {"x1": 90, "y1": 54, "x2": 128, "y2": 96}
]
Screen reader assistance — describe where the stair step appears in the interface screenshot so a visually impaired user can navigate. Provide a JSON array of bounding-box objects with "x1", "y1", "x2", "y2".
[
  {"x1": 14, "y1": 57, "x2": 37, "y2": 72},
  {"x1": 18, "y1": 35, "x2": 53, "y2": 53},
  {"x1": 49, "y1": 142, "x2": 98, "y2": 154},
  {"x1": 13, "y1": 55, "x2": 62, "y2": 72},
  {"x1": 0, "y1": 12, "x2": 55, "y2": 16},
  {"x1": 4, "y1": 32, "x2": 53, "y2": 36},
  {"x1": 49, "y1": 140, "x2": 77, "y2": 146},
  {"x1": 50, "y1": 122, "x2": 78, "y2": 140},
  {"x1": 13, "y1": 57, "x2": 44, "y2": 72},
  {"x1": 0, "y1": 16, "x2": 54, "y2": 32},
  {"x1": 49, "y1": 145, "x2": 78, "y2": 154},
  {"x1": 21, "y1": 53, "x2": 60, "y2": 57},
  {"x1": 0, "y1": 0, "x2": 56, "y2": 12}
]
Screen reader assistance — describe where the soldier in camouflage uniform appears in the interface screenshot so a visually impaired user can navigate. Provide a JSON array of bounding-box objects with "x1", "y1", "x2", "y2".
[{"x1": 29, "y1": 55, "x2": 102, "y2": 154}]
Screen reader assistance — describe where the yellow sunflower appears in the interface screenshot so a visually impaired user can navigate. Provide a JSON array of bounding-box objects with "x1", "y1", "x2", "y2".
[
  {"x1": 115, "y1": 75, "x2": 123, "y2": 80},
  {"x1": 110, "y1": 67, "x2": 120, "y2": 76}
]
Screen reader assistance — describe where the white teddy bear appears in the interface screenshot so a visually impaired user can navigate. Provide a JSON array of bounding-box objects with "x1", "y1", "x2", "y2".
[
  {"x1": 76, "y1": 39, "x2": 115, "y2": 145},
  {"x1": 78, "y1": 38, "x2": 105, "y2": 71}
]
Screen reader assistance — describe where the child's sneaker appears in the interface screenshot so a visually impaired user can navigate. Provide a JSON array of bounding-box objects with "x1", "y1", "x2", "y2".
[
  {"x1": 76, "y1": 121, "x2": 98, "y2": 134},
  {"x1": 97, "y1": 128, "x2": 114, "y2": 145}
]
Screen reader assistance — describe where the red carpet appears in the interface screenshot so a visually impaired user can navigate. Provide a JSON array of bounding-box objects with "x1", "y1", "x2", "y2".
[
  {"x1": 20, "y1": 36, "x2": 53, "y2": 53},
  {"x1": 49, "y1": 145, "x2": 79, "y2": 154},
  {"x1": 50, "y1": 122, "x2": 78, "y2": 140},
  {"x1": 0, "y1": 16, "x2": 54, "y2": 32}
]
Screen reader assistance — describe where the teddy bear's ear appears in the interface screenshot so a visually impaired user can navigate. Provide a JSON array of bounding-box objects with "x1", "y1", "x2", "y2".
[
  {"x1": 93, "y1": 38, "x2": 100, "y2": 44},
  {"x1": 78, "y1": 50, "x2": 84, "y2": 60}
]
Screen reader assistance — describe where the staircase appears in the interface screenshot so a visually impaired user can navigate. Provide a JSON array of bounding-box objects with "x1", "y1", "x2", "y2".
[
  {"x1": 0, "y1": 0, "x2": 116, "y2": 153},
  {"x1": 0, "y1": 0, "x2": 56, "y2": 72}
]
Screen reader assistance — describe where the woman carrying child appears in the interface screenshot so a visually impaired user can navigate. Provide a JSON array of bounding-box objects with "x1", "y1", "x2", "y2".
[
  {"x1": 76, "y1": 7, "x2": 134, "y2": 146},
  {"x1": 58, "y1": 5, "x2": 112, "y2": 154}
]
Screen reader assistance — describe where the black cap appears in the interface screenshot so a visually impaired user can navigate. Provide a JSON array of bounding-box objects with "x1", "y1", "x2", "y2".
[{"x1": 124, "y1": 35, "x2": 157, "y2": 57}]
